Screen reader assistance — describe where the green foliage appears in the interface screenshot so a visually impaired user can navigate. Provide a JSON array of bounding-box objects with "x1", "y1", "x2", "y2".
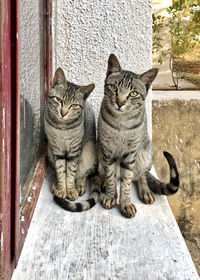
[
  {"x1": 152, "y1": 14, "x2": 165, "y2": 57},
  {"x1": 152, "y1": 0, "x2": 200, "y2": 88}
]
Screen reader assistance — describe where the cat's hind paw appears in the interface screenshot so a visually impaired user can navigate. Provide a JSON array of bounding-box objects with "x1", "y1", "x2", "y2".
[
  {"x1": 139, "y1": 189, "x2": 155, "y2": 205},
  {"x1": 101, "y1": 194, "x2": 116, "y2": 209},
  {"x1": 76, "y1": 177, "x2": 87, "y2": 196},
  {"x1": 120, "y1": 202, "x2": 137, "y2": 218}
]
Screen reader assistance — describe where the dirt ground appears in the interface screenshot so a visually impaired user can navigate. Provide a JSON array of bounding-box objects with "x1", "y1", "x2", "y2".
[
  {"x1": 152, "y1": 99, "x2": 200, "y2": 275},
  {"x1": 174, "y1": 48, "x2": 200, "y2": 88}
]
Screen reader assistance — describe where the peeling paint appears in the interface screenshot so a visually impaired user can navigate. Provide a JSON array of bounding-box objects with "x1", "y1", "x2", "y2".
[
  {"x1": 2, "y1": 107, "x2": 5, "y2": 129},
  {"x1": 21, "y1": 216, "x2": 25, "y2": 222},
  {"x1": 2, "y1": 138, "x2": 5, "y2": 152},
  {"x1": 1, "y1": 232, "x2": 3, "y2": 250}
]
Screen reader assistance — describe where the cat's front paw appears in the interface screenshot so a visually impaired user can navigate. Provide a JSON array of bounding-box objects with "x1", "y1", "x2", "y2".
[
  {"x1": 66, "y1": 188, "x2": 78, "y2": 201},
  {"x1": 51, "y1": 183, "x2": 66, "y2": 199},
  {"x1": 101, "y1": 194, "x2": 116, "y2": 209},
  {"x1": 120, "y1": 202, "x2": 137, "y2": 218},
  {"x1": 139, "y1": 189, "x2": 155, "y2": 205}
]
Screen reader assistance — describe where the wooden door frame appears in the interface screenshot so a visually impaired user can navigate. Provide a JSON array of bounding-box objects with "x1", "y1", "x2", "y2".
[
  {"x1": 0, "y1": 1, "x2": 52, "y2": 279},
  {"x1": 0, "y1": 1, "x2": 15, "y2": 279}
]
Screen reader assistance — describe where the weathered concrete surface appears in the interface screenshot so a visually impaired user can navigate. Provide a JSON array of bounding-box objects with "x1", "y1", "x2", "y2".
[
  {"x1": 152, "y1": 98, "x2": 200, "y2": 275},
  {"x1": 153, "y1": 90, "x2": 200, "y2": 101},
  {"x1": 12, "y1": 168, "x2": 199, "y2": 280}
]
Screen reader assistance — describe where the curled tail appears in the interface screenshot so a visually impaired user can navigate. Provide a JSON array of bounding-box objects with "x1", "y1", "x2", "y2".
[
  {"x1": 146, "y1": 151, "x2": 179, "y2": 195},
  {"x1": 53, "y1": 173, "x2": 101, "y2": 212}
]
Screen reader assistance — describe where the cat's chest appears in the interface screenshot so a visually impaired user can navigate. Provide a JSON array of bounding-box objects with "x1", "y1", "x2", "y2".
[
  {"x1": 45, "y1": 119, "x2": 84, "y2": 150},
  {"x1": 102, "y1": 126, "x2": 141, "y2": 153}
]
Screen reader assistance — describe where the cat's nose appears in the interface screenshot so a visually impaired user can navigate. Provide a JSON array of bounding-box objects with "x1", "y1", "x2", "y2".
[
  {"x1": 116, "y1": 97, "x2": 125, "y2": 108},
  {"x1": 61, "y1": 108, "x2": 68, "y2": 117}
]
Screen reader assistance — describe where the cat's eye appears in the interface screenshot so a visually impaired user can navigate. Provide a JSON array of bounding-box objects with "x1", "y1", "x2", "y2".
[
  {"x1": 110, "y1": 84, "x2": 118, "y2": 92},
  {"x1": 129, "y1": 91, "x2": 138, "y2": 97},
  {"x1": 70, "y1": 104, "x2": 78, "y2": 108},
  {"x1": 55, "y1": 97, "x2": 62, "y2": 103}
]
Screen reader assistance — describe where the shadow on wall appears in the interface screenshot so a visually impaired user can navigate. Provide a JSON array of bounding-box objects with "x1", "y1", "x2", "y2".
[
  {"x1": 20, "y1": 95, "x2": 36, "y2": 202},
  {"x1": 152, "y1": 99, "x2": 200, "y2": 275}
]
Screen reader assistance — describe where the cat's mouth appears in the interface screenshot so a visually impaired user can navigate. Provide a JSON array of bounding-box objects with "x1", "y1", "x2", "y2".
[
  {"x1": 59, "y1": 112, "x2": 70, "y2": 120},
  {"x1": 114, "y1": 105, "x2": 125, "y2": 112}
]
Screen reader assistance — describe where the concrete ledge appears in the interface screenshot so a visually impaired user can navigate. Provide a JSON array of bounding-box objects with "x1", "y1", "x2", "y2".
[
  {"x1": 12, "y1": 168, "x2": 199, "y2": 280},
  {"x1": 153, "y1": 90, "x2": 200, "y2": 100}
]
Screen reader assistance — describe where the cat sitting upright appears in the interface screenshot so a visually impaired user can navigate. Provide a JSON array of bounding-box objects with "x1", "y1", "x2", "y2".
[
  {"x1": 97, "y1": 54, "x2": 179, "y2": 218},
  {"x1": 44, "y1": 68, "x2": 100, "y2": 212}
]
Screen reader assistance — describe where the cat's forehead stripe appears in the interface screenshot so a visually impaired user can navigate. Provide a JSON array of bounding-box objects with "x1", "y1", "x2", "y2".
[{"x1": 116, "y1": 71, "x2": 138, "y2": 89}]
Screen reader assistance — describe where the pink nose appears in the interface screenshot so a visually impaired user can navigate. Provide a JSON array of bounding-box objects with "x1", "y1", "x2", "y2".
[
  {"x1": 116, "y1": 97, "x2": 125, "y2": 108},
  {"x1": 61, "y1": 108, "x2": 68, "y2": 117}
]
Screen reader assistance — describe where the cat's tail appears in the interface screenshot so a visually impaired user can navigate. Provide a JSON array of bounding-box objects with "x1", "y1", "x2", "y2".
[
  {"x1": 53, "y1": 173, "x2": 100, "y2": 212},
  {"x1": 146, "y1": 151, "x2": 179, "y2": 195}
]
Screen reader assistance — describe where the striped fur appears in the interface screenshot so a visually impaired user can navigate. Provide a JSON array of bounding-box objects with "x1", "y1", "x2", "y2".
[
  {"x1": 44, "y1": 68, "x2": 100, "y2": 212},
  {"x1": 98, "y1": 54, "x2": 179, "y2": 218}
]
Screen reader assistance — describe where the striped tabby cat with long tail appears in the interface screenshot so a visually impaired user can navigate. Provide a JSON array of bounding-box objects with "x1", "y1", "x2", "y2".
[
  {"x1": 44, "y1": 68, "x2": 100, "y2": 212},
  {"x1": 98, "y1": 54, "x2": 179, "y2": 218}
]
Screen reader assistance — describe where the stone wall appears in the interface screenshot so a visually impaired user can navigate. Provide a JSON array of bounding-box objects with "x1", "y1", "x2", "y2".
[{"x1": 152, "y1": 98, "x2": 200, "y2": 274}]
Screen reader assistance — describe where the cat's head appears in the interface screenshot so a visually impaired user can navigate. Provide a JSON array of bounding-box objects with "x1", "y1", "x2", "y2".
[
  {"x1": 104, "y1": 54, "x2": 158, "y2": 113},
  {"x1": 47, "y1": 68, "x2": 95, "y2": 121}
]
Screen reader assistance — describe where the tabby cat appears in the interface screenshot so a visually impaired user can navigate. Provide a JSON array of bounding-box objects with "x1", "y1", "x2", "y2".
[
  {"x1": 44, "y1": 68, "x2": 100, "y2": 212},
  {"x1": 98, "y1": 54, "x2": 179, "y2": 218}
]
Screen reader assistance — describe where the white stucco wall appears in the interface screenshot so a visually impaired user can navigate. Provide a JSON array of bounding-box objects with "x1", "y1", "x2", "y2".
[
  {"x1": 19, "y1": 0, "x2": 41, "y2": 141},
  {"x1": 52, "y1": 0, "x2": 153, "y2": 133},
  {"x1": 19, "y1": 0, "x2": 44, "y2": 196}
]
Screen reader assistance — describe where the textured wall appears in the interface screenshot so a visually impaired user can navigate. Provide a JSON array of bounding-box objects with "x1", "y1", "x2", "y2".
[
  {"x1": 19, "y1": 0, "x2": 41, "y2": 140},
  {"x1": 52, "y1": 0, "x2": 153, "y2": 133}
]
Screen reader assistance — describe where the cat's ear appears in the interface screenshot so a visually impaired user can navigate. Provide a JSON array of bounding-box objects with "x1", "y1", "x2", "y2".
[
  {"x1": 140, "y1": 68, "x2": 158, "y2": 91},
  {"x1": 106, "y1": 54, "x2": 122, "y2": 78},
  {"x1": 52, "y1": 68, "x2": 66, "y2": 87},
  {"x1": 80, "y1": 84, "x2": 95, "y2": 100}
]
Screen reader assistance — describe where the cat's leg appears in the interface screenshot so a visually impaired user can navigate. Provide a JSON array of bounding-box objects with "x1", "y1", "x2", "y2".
[
  {"x1": 135, "y1": 146, "x2": 155, "y2": 204},
  {"x1": 76, "y1": 140, "x2": 97, "y2": 196},
  {"x1": 120, "y1": 153, "x2": 137, "y2": 218},
  {"x1": 100, "y1": 153, "x2": 117, "y2": 209},
  {"x1": 101, "y1": 163, "x2": 117, "y2": 209},
  {"x1": 47, "y1": 144, "x2": 66, "y2": 198},
  {"x1": 66, "y1": 154, "x2": 80, "y2": 201},
  {"x1": 51, "y1": 154, "x2": 67, "y2": 199},
  {"x1": 137, "y1": 172, "x2": 155, "y2": 204}
]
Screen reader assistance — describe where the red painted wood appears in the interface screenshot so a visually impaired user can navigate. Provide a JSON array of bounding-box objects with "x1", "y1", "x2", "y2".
[
  {"x1": 0, "y1": 0, "x2": 14, "y2": 279},
  {"x1": 12, "y1": 0, "x2": 20, "y2": 266},
  {"x1": 18, "y1": 153, "x2": 47, "y2": 257}
]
